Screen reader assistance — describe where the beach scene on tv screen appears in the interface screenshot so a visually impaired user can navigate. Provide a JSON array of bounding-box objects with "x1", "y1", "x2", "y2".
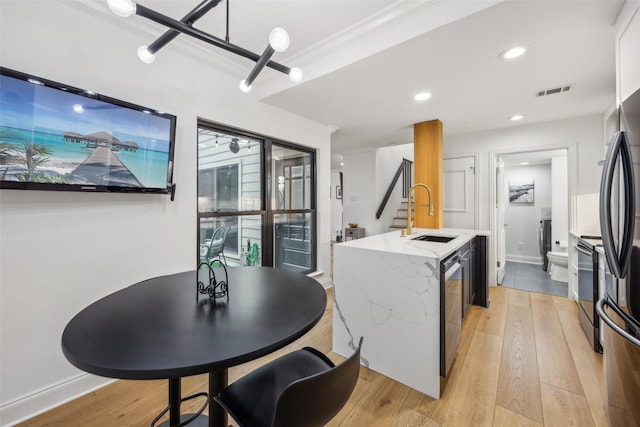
[{"x1": 0, "y1": 74, "x2": 172, "y2": 189}]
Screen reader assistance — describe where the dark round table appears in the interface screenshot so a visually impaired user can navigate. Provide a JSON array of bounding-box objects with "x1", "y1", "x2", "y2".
[{"x1": 61, "y1": 267, "x2": 327, "y2": 427}]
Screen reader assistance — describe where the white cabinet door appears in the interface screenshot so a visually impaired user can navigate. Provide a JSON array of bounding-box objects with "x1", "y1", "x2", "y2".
[
  {"x1": 443, "y1": 156, "x2": 476, "y2": 229},
  {"x1": 569, "y1": 234, "x2": 579, "y2": 300},
  {"x1": 617, "y1": 1, "x2": 640, "y2": 101}
]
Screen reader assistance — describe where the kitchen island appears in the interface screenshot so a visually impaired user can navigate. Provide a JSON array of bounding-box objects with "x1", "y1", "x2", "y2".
[{"x1": 332, "y1": 227, "x2": 488, "y2": 399}]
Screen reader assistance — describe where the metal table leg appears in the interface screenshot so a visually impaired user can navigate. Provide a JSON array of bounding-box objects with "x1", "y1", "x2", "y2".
[
  {"x1": 153, "y1": 378, "x2": 209, "y2": 427},
  {"x1": 208, "y1": 370, "x2": 228, "y2": 427},
  {"x1": 169, "y1": 378, "x2": 182, "y2": 425}
]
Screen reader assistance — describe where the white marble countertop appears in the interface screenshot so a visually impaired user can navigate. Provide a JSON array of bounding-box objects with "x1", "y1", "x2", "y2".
[{"x1": 336, "y1": 228, "x2": 490, "y2": 261}]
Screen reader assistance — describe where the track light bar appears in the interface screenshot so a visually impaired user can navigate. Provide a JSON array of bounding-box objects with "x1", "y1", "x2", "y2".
[
  {"x1": 239, "y1": 27, "x2": 300, "y2": 92},
  {"x1": 138, "y1": 1, "x2": 221, "y2": 63},
  {"x1": 240, "y1": 44, "x2": 277, "y2": 92},
  {"x1": 107, "y1": 0, "x2": 302, "y2": 91},
  {"x1": 147, "y1": 0, "x2": 222, "y2": 56}
]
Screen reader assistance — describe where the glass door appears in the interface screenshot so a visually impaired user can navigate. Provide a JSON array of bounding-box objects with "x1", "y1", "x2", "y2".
[{"x1": 271, "y1": 144, "x2": 316, "y2": 273}]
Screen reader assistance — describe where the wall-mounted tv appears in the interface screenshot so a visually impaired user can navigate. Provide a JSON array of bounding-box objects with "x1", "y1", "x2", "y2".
[{"x1": 0, "y1": 67, "x2": 176, "y2": 194}]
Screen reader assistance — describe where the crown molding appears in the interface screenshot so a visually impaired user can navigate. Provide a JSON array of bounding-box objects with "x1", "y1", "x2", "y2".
[{"x1": 253, "y1": 0, "x2": 503, "y2": 100}]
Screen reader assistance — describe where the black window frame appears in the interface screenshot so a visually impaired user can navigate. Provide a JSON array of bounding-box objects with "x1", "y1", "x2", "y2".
[{"x1": 197, "y1": 119, "x2": 317, "y2": 273}]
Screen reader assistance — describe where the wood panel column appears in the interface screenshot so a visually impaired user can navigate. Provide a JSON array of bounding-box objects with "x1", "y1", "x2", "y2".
[{"x1": 413, "y1": 119, "x2": 443, "y2": 229}]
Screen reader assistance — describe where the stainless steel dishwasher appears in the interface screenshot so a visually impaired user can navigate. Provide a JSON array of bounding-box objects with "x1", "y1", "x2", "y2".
[{"x1": 440, "y1": 251, "x2": 462, "y2": 378}]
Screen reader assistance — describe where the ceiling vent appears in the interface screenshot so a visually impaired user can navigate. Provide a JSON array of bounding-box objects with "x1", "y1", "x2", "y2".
[{"x1": 534, "y1": 84, "x2": 574, "y2": 98}]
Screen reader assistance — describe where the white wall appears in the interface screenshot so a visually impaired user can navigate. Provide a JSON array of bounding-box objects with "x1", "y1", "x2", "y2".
[
  {"x1": 342, "y1": 150, "x2": 376, "y2": 235},
  {"x1": 444, "y1": 114, "x2": 605, "y2": 285},
  {"x1": 341, "y1": 144, "x2": 413, "y2": 236},
  {"x1": 0, "y1": 1, "x2": 331, "y2": 424},
  {"x1": 374, "y1": 144, "x2": 414, "y2": 235},
  {"x1": 504, "y1": 164, "x2": 552, "y2": 263},
  {"x1": 330, "y1": 170, "x2": 343, "y2": 240},
  {"x1": 551, "y1": 156, "x2": 569, "y2": 250}
]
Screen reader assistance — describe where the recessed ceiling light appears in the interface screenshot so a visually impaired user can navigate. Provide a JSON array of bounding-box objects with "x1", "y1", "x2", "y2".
[
  {"x1": 509, "y1": 114, "x2": 524, "y2": 121},
  {"x1": 414, "y1": 92, "x2": 432, "y2": 101},
  {"x1": 520, "y1": 162, "x2": 530, "y2": 166},
  {"x1": 340, "y1": 162, "x2": 344, "y2": 166},
  {"x1": 500, "y1": 45, "x2": 527, "y2": 60}
]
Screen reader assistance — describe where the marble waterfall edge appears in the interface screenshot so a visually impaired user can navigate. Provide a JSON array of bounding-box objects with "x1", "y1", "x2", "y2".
[{"x1": 332, "y1": 244, "x2": 442, "y2": 398}]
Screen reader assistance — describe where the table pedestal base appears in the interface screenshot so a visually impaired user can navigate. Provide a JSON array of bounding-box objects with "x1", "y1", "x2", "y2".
[
  {"x1": 157, "y1": 414, "x2": 209, "y2": 427},
  {"x1": 153, "y1": 370, "x2": 229, "y2": 427}
]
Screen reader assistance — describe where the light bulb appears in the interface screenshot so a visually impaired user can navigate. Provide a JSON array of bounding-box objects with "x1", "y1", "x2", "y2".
[
  {"x1": 500, "y1": 45, "x2": 527, "y2": 60},
  {"x1": 268, "y1": 28, "x2": 290, "y2": 53},
  {"x1": 414, "y1": 92, "x2": 432, "y2": 101},
  {"x1": 289, "y1": 67, "x2": 303, "y2": 83},
  {"x1": 239, "y1": 79, "x2": 252, "y2": 93},
  {"x1": 107, "y1": 0, "x2": 136, "y2": 17},
  {"x1": 137, "y1": 46, "x2": 156, "y2": 63}
]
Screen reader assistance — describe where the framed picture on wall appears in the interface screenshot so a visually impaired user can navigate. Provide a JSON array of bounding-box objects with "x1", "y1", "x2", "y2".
[
  {"x1": 508, "y1": 180, "x2": 534, "y2": 205},
  {"x1": 336, "y1": 185, "x2": 342, "y2": 199}
]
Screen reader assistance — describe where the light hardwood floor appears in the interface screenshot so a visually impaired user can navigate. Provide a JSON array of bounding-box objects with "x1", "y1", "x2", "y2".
[{"x1": 17, "y1": 286, "x2": 608, "y2": 427}]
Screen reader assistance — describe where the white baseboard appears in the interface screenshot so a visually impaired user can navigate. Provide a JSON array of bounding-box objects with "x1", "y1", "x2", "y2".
[
  {"x1": 506, "y1": 254, "x2": 542, "y2": 265},
  {"x1": 0, "y1": 374, "x2": 113, "y2": 427},
  {"x1": 307, "y1": 270, "x2": 333, "y2": 289},
  {"x1": 317, "y1": 276, "x2": 333, "y2": 289}
]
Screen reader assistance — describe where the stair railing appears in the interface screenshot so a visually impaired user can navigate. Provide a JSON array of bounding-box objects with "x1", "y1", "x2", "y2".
[{"x1": 375, "y1": 158, "x2": 413, "y2": 219}]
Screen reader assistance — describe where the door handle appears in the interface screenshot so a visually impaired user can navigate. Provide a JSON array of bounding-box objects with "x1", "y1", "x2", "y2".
[
  {"x1": 596, "y1": 298, "x2": 640, "y2": 348},
  {"x1": 619, "y1": 133, "x2": 635, "y2": 277},
  {"x1": 600, "y1": 131, "x2": 635, "y2": 279}
]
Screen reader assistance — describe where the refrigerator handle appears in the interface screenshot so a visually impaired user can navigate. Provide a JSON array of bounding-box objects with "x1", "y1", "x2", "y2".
[
  {"x1": 619, "y1": 132, "x2": 635, "y2": 277},
  {"x1": 600, "y1": 131, "x2": 624, "y2": 278},
  {"x1": 596, "y1": 297, "x2": 640, "y2": 348},
  {"x1": 600, "y1": 131, "x2": 635, "y2": 279}
]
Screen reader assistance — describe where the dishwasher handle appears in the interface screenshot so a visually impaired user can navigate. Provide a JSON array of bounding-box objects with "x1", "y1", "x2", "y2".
[{"x1": 444, "y1": 262, "x2": 462, "y2": 281}]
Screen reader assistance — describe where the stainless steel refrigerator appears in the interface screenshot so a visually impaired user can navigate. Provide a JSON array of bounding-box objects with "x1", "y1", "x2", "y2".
[{"x1": 597, "y1": 86, "x2": 640, "y2": 426}]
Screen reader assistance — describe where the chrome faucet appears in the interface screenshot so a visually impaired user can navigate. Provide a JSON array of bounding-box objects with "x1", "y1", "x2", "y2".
[{"x1": 406, "y1": 183, "x2": 434, "y2": 236}]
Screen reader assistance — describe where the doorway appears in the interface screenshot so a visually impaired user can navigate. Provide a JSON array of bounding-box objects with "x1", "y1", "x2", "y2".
[{"x1": 492, "y1": 147, "x2": 574, "y2": 297}]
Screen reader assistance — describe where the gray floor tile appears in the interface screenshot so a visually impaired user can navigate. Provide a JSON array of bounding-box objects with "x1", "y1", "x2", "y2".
[{"x1": 502, "y1": 261, "x2": 568, "y2": 297}]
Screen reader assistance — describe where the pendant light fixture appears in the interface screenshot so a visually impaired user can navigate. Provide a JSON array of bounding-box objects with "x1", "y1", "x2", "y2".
[{"x1": 107, "y1": 0, "x2": 302, "y2": 92}]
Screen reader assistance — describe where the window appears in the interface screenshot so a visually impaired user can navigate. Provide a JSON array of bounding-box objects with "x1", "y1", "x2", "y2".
[{"x1": 197, "y1": 123, "x2": 316, "y2": 273}]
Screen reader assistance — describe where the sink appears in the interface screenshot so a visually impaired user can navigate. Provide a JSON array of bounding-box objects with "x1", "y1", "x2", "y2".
[{"x1": 411, "y1": 234, "x2": 457, "y2": 243}]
